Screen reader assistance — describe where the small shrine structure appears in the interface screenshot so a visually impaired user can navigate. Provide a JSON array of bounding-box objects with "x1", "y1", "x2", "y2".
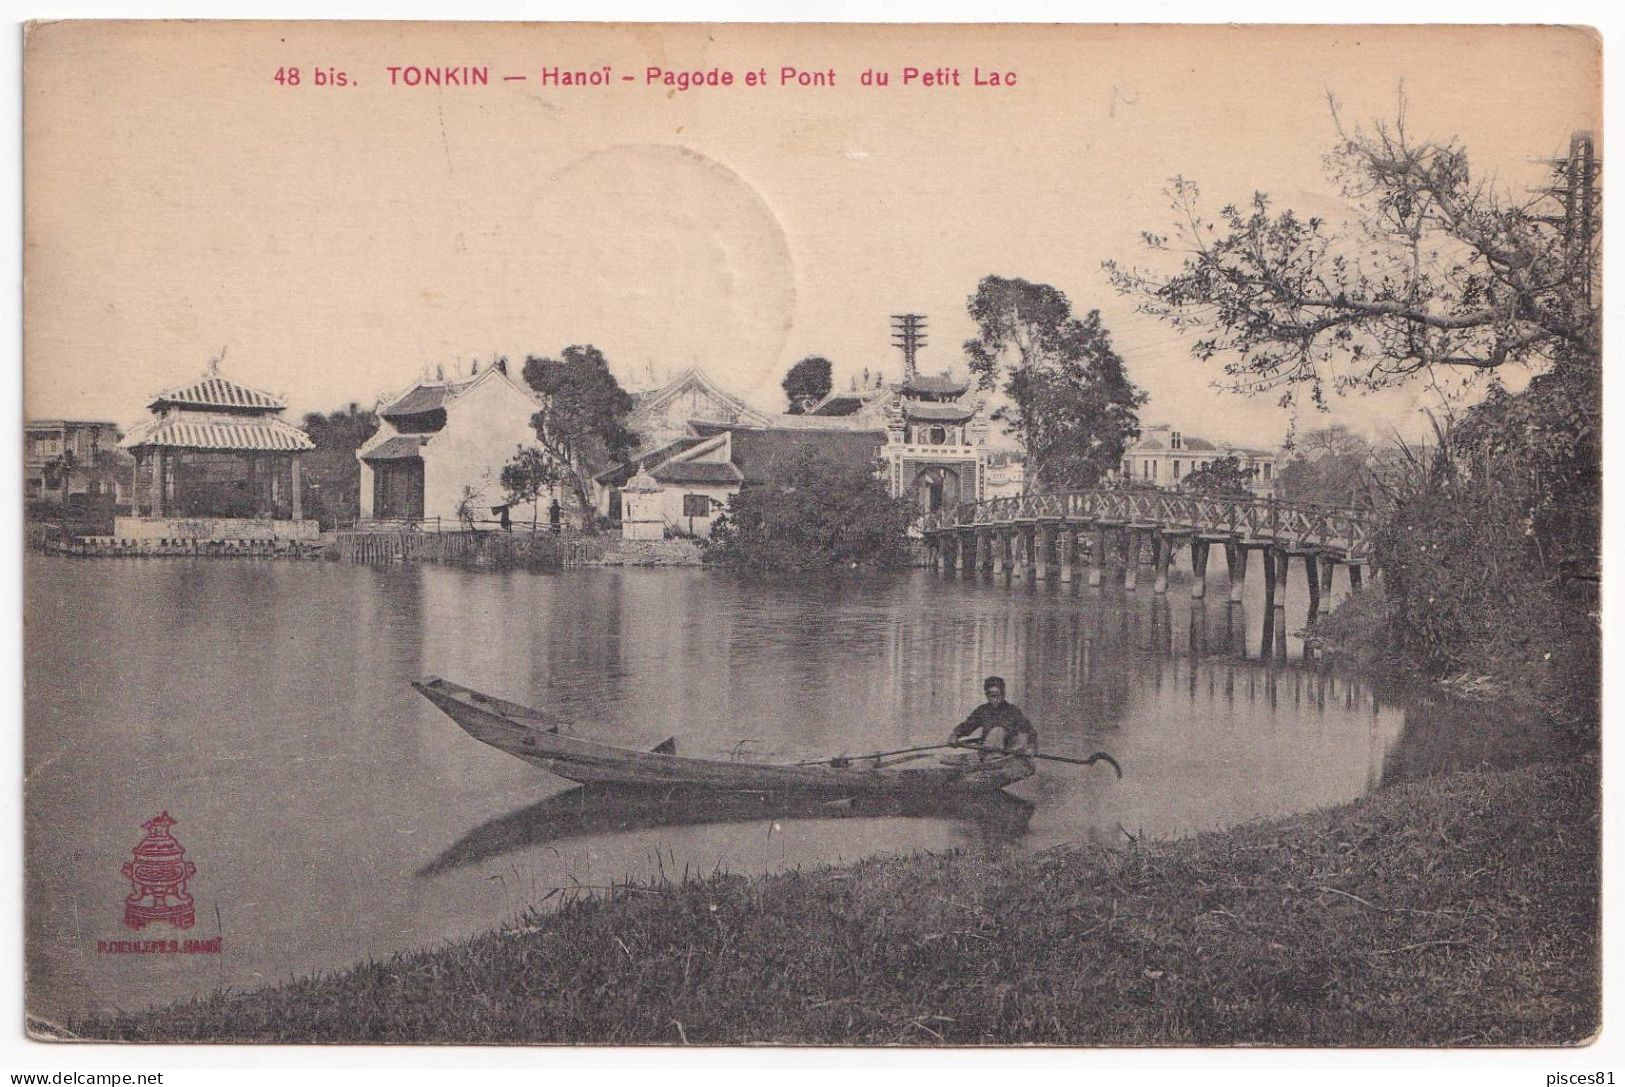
[{"x1": 116, "y1": 361, "x2": 318, "y2": 543}]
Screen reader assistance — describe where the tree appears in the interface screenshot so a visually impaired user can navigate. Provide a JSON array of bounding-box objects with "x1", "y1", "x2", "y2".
[
  {"x1": 40, "y1": 450, "x2": 77, "y2": 491},
  {"x1": 1179, "y1": 455, "x2": 1253, "y2": 498},
  {"x1": 1104, "y1": 107, "x2": 1598, "y2": 410},
  {"x1": 1275, "y1": 425, "x2": 1377, "y2": 509},
  {"x1": 519, "y1": 345, "x2": 639, "y2": 529},
  {"x1": 704, "y1": 447, "x2": 916, "y2": 571},
  {"x1": 782, "y1": 355, "x2": 833, "y2": 413},
  {"x1": 300, "y1": 403, "x2": 379, "y2": 528},
  {"x1": 1108, "y1": 105, "x2": 1600, "y2": 714},
  {"x1": 499, "y1": 445, "x2": 559, "y2": 534},
  {"x1": 963, "y1": 276, "x2": 1146, "y2": 491}
]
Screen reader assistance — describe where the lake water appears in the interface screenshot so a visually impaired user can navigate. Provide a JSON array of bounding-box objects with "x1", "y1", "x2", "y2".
[{"x1": 26, "y1": 555, "x2": 1410, "y2": 1022}]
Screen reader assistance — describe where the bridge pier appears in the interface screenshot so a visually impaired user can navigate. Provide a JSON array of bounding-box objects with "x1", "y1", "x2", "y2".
[
  {"x1": 1191, "y1": 537, "x2": 1212, "y2": 599},
  {"x1": 1260, "y1": 545, "x2": 1278, "y2": 656},
  {"x1": 930, "y1": 493, "x2": 1372, "y2": 608},
  {"x1": 1268, "y1": 548, "x2": 1291, "y2": 659},
  {"x1": 1303, "y1": 550, "x2": 1322, "y2": 618},
  {"x1": 1226, "y1": 540, "x2": 1248, "y2": 603},
  {"x1": 1033, "y1": 523, "x2": 1052, "y2": 582}
]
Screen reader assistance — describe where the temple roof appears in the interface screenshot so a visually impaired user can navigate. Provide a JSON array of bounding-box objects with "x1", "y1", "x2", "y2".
[
  {"x1": 593, "y1": 436, "x2": 709, "y2": 486},
  {"x1": 903, "y1": 401, "x2": 978, "y2": 422},
  {"x1": 630, "y1": 366, "x2": 775, "y2": 428},
  {"x1": 726, "y1": 427, "x2": 887, "y2": 485},
  {"x1": 360, "y1": 435, "x2": 429, "y2": 462},
  {"x1": 380, "y1": 381, "x2": 473, "y2": 418},
  {"x1": 902, "y1": 373, "x2": 970, "y2": 397},
  {"x1": 121, "y1": 415, "x2": 314, "y2": 452},
  {"x1": 651, "y1": 460, "x2": 744, "y2": 485},
  {"x1": 149, "y1": 370, "x2": 287, "y2": 413}
]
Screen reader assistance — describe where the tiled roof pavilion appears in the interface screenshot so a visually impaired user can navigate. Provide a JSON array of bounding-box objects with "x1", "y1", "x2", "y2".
[{"x1": 120, "y1": 362, "x2": 315, "y2": 523}]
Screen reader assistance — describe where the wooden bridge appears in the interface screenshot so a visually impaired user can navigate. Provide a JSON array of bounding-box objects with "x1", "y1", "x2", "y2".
[{"x1": 920, "y1": 489, "x2": 1376, "y2": 618}]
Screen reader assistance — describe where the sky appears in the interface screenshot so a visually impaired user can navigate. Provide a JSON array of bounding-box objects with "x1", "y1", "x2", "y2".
[{"x1": 23, "y1": 22, "x2": 1600, "y2": 446}]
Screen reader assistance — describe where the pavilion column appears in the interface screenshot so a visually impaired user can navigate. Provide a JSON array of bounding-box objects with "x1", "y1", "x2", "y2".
[
  {"x1": 291, "y1": 454, "x2": 304, "y2": 522},
  {"x1": 132, "y1": 451, "x2": 145, "y2": 517},
  {"x1": 1058, "y1": 527, "x2": 1074, "y2": 583},
  {"x1": 1089, "y1": 525, "x2": 1105, "y2": 587},
  {"x1": 270, "y1": 457, "x2": 284, "y2": 518},
  {"x1": 1033, "y1": 524, "x2": 1051, "y2": 582},
  {"x1": 151, "y1": 449, "x2": 165, "y2": 517}
]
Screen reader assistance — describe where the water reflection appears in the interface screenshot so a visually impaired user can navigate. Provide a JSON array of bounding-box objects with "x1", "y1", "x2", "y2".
[
  {"x1": 421, "y1": 786, "x2": 1036, "y2": 876},
  {"x1": 28, "y1": 558, "x2": 1411, "y2": 1021}
]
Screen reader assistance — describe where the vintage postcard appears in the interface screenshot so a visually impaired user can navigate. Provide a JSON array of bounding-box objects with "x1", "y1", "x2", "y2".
[{"x1": 21, "y1": 21, "x2": 1601, "y2": 1047}]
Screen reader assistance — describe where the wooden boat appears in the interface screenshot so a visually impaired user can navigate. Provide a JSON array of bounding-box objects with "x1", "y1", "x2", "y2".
[{"x1": 413, "y1": 676, "x2": 1035, "y2": 794}]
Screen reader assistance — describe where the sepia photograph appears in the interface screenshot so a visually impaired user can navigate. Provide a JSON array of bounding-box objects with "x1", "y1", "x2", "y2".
[{"x1": 18, "y1": 18, "x2": 1603, "y2": 1054}]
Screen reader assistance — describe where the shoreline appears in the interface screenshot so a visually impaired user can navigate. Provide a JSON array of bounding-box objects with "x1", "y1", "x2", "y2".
[{"x1": 64, "y1": 754, "x2": 1598, "y2": 1046}]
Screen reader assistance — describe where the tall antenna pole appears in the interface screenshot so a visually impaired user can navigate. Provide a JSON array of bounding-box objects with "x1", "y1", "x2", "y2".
[{"x1": 890, "y1": 314, "x2": 928, "y2": 380}]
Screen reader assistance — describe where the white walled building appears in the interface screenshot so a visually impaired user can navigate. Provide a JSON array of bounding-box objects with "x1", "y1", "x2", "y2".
[
  {"x1": 356, "y1": 363, "x2": 553, "y2": 525},
  {"x1": 1117, "y1": 424, "x2": 1279, "y2": 496}
]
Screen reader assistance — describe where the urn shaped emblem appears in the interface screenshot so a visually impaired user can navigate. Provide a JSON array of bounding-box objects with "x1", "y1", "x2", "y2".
[{"x1": 121, "y1": 812, "x2": 197, "y2": 930}]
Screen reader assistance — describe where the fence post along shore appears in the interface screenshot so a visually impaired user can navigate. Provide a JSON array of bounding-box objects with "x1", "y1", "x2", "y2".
[{"x1": 332, "y1": 522, "x2": 601, "y2": 568}]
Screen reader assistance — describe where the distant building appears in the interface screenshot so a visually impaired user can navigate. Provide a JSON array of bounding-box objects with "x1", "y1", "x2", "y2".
[
  {"x1": 356, "y1": 362, "x2": 555, "y2": 526},
  {"x1": 24, "y1": 419, "x2": 130, "y2": 505},
  {"x1": 596, "y1": 317, "x2": 1002, "y2": 537},
  {"x1": 1117, "y1": 424, "x2": 1279, "y2": 496},
  {"x1": 596, "y1": 424, "x2": 886, "y2": 537},
  {"x1": 794, "y1": 367, "x2": 991, "y2": 514},
  {"x1": 982, "y1": 451, "x2": 1025, "y2": 500},
  {"x1": 624, "y1": 366, "x2": 775, "y2": 450}
]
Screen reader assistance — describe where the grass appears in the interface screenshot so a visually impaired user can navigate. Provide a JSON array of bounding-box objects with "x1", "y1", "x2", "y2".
[{"x1": 68, "y1": 758, "x2": 1598, "y2": 1046}]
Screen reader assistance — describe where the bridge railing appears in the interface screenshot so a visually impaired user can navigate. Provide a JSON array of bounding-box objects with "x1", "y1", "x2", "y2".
[{"x1": 923, "y1": 489, "x2": 1376, "y2": 559}]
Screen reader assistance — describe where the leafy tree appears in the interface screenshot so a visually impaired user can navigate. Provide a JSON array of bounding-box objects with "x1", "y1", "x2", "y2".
[
  {"x1": 300, "y1": 402, "x2": 379, "y2": 528},
  {"x1": 40, "y1": 450, "x2": 78, "y2": 491},
  {"x1": 1108, "y1": 105, "x2": 1599, "y2": 725},
  {"x1": 1275, "y1": 425, "x2": 1377, "y2": 509},
  {"x1": 782, "y1": 355, "x2": 834, "y2": 413},
  {"x1": 1180, "y1": 455, "x2": 1254, "y2": 498},
  {"x1": 520, "y1": 345, "x2": 639, "y2": 529},
  {"x1": 963, "y1": 276, "x2": 1146, "y2": 491},
  {"x1": 704, "y1": 447, "x2": 915, "y2": 571},
  {"x1": 499, "y1": 445, "x2": 560, "y2": 534},
  {"x1": 1104, "y1": 108, "x2": 1598, "y2": 409}
]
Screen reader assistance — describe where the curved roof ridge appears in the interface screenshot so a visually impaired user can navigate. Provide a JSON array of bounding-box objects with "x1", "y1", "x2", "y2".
[{"x1": 148, "y1": 368, "x2": 287, "y2": 412}]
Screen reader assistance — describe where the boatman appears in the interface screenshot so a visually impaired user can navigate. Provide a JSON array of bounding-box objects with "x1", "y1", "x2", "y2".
[{"x1": 951, "y1": 676, "x2": 1039, "y2": 756}]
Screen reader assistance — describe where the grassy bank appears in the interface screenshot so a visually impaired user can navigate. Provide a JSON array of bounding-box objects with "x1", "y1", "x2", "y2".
[{"x1": 71, "y1": 759, "x2": 1597, "y2": 1046}]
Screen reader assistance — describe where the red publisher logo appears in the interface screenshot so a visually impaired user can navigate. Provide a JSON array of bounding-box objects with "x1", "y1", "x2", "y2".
[{"x1": 120, "y1": 812, "x2": 198, "y2": 930}]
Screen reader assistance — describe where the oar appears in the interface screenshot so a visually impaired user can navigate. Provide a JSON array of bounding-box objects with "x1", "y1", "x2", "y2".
[
  {"x1": 952, "y1": 741, "x2": 1123, "y2": 779},
  {"x1": 793, "y1": 741, "x2": 961, "y2": 766}
]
